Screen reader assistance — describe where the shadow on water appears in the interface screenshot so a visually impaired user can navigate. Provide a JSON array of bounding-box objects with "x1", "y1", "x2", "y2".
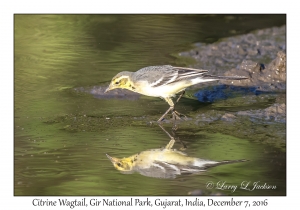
[
  {"x1": 194, "y1": 84, "x2": 279, "y2": 103},
  {"x1": 14, "y1": 14, "x2": 286, "y2": 196}
]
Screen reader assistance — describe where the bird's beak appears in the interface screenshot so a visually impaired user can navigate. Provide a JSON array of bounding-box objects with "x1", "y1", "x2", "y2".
[
  {"x1": 106, "y1": 154, "x2": 119, "y2": 163},
  {"x1": 104, "y1": 85, "x2": 111, "y2": 93}
]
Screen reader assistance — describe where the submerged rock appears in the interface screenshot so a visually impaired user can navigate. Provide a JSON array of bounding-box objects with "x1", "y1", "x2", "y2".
[
  {"x1": 221, "y1": 113, "x2": 237, "y2": 122},
  {"x1": 237, "y1": 103, "x2": 286, "y2": 123},
  {"x1": 74, "y1": 85, "x2": 140, "y2": 100}
]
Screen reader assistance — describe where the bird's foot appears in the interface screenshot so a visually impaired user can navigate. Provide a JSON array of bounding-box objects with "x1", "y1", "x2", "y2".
[
  {"x1": 157, "y1": 106, "x2": 188, "y2": 122},
  {"x1": 171, "y1": 110, "x2": 188, "y2": 121}
]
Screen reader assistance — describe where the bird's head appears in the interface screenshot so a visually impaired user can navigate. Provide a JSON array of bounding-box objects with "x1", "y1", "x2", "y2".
[
  {"x1": 105, "y1": 71, "x2": 133, "y2": 93},
  {"x1": 106, "y1": 154, "x2": 134, "y2": 172}
]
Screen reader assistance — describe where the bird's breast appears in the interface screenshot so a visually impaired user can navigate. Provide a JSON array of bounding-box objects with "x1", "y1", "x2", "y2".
[{"x1": 136, "y1": 81, "x2": 189, "y2": 98}]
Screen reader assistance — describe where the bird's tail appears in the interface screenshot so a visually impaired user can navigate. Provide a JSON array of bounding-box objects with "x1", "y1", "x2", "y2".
[
  {"x1": 203, "y1": 74, "x2": 248, "y2": 80},
  {"x1": 215, "y1": 159, "x2": 249, "y2": 167},
  {"x1": 200, "y1": 159, "x2": 249, "y2": 169},
  {"x1": 181, "y1": 159, "x2": 249, "y2": 174}
]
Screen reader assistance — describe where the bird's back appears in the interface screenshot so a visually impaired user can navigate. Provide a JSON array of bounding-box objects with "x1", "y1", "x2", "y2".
[{"x1": 131, "y1": 65, "x2": 175, "y2": 84}]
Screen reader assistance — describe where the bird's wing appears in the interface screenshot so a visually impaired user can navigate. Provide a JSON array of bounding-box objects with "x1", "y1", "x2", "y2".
[
  {"x1": 134, "y1": 160, "x2": 180, "y2": 179},
  {"x1": 132, "y1": 65, "x2": 208, "y2": 88}
]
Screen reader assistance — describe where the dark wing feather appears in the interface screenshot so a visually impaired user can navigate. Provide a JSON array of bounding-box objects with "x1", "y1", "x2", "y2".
[
  {"x1": 131, "y1": 65, "x2": 209, "y2": 88},
  {"x1": 171, "y1": 67, "x2": 208, "y2": 81},
  {"x1": 150, "y1": 66, "x2": 208, "y2": 87},
  {"x1": 144, "y1": 66, "x2": 208, "y2": 87}
]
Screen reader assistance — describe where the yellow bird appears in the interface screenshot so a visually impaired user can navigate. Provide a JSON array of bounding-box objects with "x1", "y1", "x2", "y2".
[
  {"x1": 105, "y1": 65, "x2": 247, "y2": 122},
  {"x1": 106, "y1": 138, "x2": 248, "y2": 179}
]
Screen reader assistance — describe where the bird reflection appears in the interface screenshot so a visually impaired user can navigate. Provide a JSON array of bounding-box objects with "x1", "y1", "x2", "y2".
[{"x1": 106, "y1": 125, "x2": 248, "y2": 179}]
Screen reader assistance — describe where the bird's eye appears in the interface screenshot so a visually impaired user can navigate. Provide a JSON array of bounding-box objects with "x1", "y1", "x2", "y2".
[
  {"x1": 115, "y1": 81, "x2": 120, "y2": 85},
  {"x1": 117, "y1": 163, "x2": 122, "y2": 167}
]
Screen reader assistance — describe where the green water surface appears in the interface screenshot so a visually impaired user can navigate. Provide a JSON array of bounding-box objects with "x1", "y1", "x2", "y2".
[{"x1": 14, "y1": 14, "x2": 286, "y2": 196}]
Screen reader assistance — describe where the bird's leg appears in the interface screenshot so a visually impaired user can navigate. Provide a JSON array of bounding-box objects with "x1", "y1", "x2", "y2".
[
  {"x1": 166, "y1": 98, "x2": 181, "y2": 120},
  {"x1": 171, "y1": 110, "x2": 183, "y2": 120},
  {"x1": 157, "y1": 97, "x2": 187, "y2": 122},
  {"x1": 157, "y1": 91, "x2": 189, "y2": 122},
  {"x1": 158, "y1": 124, "x2": 175, "y2": 149},
  {"x1": 157, "y1": 97, "x2": 176, "y2": 122},
  {"x1": 172, "y1": 91, "x2": 188, "y2": 120},
  {"x1": 171, "y1": 124, "x2": 187, "y2": 150},
  {"x1": 172, "y1": 110, "x2": 187, "y2": 120},
  {"x1": 159, "y1": 124, "x2": 174, "y2": 140},
  {"x1": 157, "y1": 106, "x2": 173, "y2": 122},
  {"x1": 175, "y1": 90, "x2": 185, "y2": 104},
  {"x1": 159, "y1": 123, "x2": 186, "y2": 150}
]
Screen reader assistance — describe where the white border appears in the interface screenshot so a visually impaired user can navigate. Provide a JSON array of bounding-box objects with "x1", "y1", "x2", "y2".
[{"x1": 2, "y1": 0, "x2": 296, "y2": 209}]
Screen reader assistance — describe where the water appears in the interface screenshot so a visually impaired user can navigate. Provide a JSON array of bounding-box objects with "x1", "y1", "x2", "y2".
[{"x1": 14, "y1": 14, "x2": 286, "y2": 196}]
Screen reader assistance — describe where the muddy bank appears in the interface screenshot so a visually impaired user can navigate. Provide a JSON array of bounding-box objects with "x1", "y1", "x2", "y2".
[
  {"x1": 180, "y1": 25, "x2": 286, "y2": 84},
  {"x1": 65, "y1": 25, "x2": 286, "y2": 150},
  {"x1": 177, "y1": 25, "x2": 286, "y2": 148}
]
